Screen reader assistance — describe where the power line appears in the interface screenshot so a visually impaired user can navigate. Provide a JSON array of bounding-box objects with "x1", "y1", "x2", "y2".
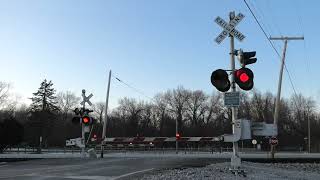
[
  {"x1": 243, "y1": 0, "x2": 300, "y2": 106},
  {"x1": 112, "y1": 74, "x2": 155, "y2": 102},
  {"x1": 249, "y1": 1, "x2": 275, "y2": 38},
  {"x1": 255, "y1": 0, "x2": 283, "y2": 51},
  {"x1": 293, "y1": 0, "x2": 310, "y2": 74},
  {"x1": 265, "y1": 0, "x2": 283, "y2": 37},
  {"x1": 243, "y1": 0, "x2": 280, "y2": 57}
]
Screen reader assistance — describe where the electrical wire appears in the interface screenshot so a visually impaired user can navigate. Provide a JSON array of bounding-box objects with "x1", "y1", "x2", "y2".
[
  {"x1": 254, "y1": 0, "x2": 283, "y2": 51},
  {"x1": 293, "y1": 0, "x2": 310, "y2": 74},
  {"x1": 265, "y1": 0, "x2": 283, "y2": 37},
  {"x1": 249, "y1": 1, "x2": 275, "y2": 39},
  {"x1": 243, "y1": 0, "x2": 300, "y2": 109},
  {"x1": 112, "y1": 74, "x2": 155, "y2": 102},
  {"x1": 243, "y1": 0, "x2": 279, "y2": 56}
]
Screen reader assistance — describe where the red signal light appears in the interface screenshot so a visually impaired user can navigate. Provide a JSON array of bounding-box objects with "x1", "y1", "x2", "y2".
[
  {"x1": 239, "y1": 73, "x2": 249, "y2": 83},
  {"x1": 235, "y1": 68, "x2": 254, "y2": 91},
  {"x1": 83, "y1": 117, "x2": 89, "y2": 123},
  {"x1": 82, "y1": 116, "x2": 92, "y2": 125},
  {"x1": 176, "y1": 133, "x2": 181, "y2": 140}
]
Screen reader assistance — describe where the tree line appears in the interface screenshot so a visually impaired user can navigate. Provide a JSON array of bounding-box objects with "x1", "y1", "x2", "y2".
[{"x1": 1, "y1": 80, "x2": 320, "y2": 151}]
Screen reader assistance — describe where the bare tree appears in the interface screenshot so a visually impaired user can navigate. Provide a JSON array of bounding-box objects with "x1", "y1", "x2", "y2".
[
  {"x1": 93, "y1": 102, "x2": 105, "y2": 123},
  {"x1": 249, "y1": 90, "x2": 275, "y2": 122},
  {"x1": 56, "y1": 91, "x2": 80, "y2": 119},
  {"x1": 289, "y1": 94, "x2": 316, "y2": 135},
  {"x1": 115, "y1": 97, "x2": 144, "y2": 136},
  {"x1": 139, "y1": 102, "x2": 156, "y2": 136},
  {"x1": 153, "y1": 93, "x2": 169, "y2": 136},
  {"x1": 185, "y1": 90, "x2": 207, "y2": 128},
  {"x1": 13, "y1": 103, "x2": 29, "y2": 123},
  {"x1": 164, "y1": 86, "x2": 190, "y2": 133},
  {"x1": 203, "y1": 92, "x2": 223, "y2": 125},
  {"x1": 0, "y1": 94, "x2": 19, "y2": 118},
  {"x1": 0, "y1": 82, "x2": 11, "y2": 110},
  {"x1": 238, "y1": 92, "x2": 252, "y2": 119},
  {"x1": 263, "y1": 92, "x2": 275, "y2": 123},
  {"x1": 250, "y1": 90, "x2": 265, "y2": 122}
]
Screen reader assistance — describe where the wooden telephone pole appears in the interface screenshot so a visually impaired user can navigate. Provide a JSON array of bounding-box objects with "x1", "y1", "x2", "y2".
[{"x1": 269, "y1": 36, "x2": 304, "y2": 157}]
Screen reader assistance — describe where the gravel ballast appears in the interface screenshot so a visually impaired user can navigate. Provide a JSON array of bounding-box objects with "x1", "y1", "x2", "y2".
[{"x1": 139, "y1": 162, "x2": 320, "y2": 180}]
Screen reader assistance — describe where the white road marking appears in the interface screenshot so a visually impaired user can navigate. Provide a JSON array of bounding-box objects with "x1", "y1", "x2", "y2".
[
  {"x1": 0, "y1": 158, "x2": 154, "y2": 179},
  {"x1": 0, "y1": 162, "x2": 8, "y2": 168},
  {"x1": 0, "y1": 158, "x2": 131, "y2": 174},
  {"x1": 26, "y1": 175, "x2": 114, "y2": 180},
  {"x1": 65, "y1": 176, "x2": 113, "y2": 180},
  {"x1": 2, "y1": 170, "x2": 155, "y2": 180},
  {"x1": 0, "y1": 164, "x2": 85, "y2": 173},
  {"x1": 113, "y1": 168, "x2": 154, "y2": 180}
]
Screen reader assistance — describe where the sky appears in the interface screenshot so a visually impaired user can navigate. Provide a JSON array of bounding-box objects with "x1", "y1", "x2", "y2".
[{"x1": 0, "y1": 0, "x2": 319, "y2": 110}]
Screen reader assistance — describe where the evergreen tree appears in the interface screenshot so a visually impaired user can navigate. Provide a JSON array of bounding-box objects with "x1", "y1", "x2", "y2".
[
  {"x1": 27, "y1": 79, "x2": 59, "y2": 148},
  {"x1": 30, "y1": 79, "x2": 59, "y2": 112}
]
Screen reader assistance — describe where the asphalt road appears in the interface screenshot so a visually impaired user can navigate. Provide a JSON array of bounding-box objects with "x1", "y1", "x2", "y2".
[{"x1": 0, "y1": 157, "x2": 227, "y2": 180}]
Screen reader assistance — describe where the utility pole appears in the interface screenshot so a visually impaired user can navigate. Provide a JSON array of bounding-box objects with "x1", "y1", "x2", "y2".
[
  {"x1": 229, "y1": 11, "x2": 240, "y2": 169},
  {"x1": 308, "y1": 113, "x2": 310, "y2": 153},
  {"x1": 81, "y1": 89, "x2": 86, "y2": 157},
  {"x1": 176, "y1": 119, "x2": 178, "y2": 154},
  {"x1": 270, "y1": 36, "x2": 304, "y2": 157},
  {"x1": 101, "y1": 70, "x2": 112, "y2": 158},
  {"x1": 38, "y1": 136, "x2": 42, "y2": 154}
]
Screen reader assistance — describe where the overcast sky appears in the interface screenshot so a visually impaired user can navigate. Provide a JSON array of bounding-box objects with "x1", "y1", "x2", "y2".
[{"x1": 0, "y1": 0, "x2": 318, "y2": 109}]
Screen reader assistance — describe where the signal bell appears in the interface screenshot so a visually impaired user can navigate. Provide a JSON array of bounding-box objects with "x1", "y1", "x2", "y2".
[
  {"x1": 211, "y1": 69, "x2": 231, "y2": 92},
  {"x1": 235, "y1": 68, "x2": 254, "y2": 90}
]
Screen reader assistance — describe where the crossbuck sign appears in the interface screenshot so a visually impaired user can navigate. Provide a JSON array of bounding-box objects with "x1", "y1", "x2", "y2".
[
  {"x1": 80, "y1": 93, "x2": 93, "y2": 106},
  {"x1": 214, "y1": 13, "x2": 246, "y2": 44}
]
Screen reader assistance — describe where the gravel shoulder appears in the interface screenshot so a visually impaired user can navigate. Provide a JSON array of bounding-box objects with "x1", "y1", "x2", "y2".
[{"x1": 139, "y1": 162, "x2": 320, "y2": 180}]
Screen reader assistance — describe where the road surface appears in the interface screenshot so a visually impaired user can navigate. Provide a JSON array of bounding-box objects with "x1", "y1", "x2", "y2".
[{"x1": 0, "y1": 157, "x2": 226, "y2": 180}]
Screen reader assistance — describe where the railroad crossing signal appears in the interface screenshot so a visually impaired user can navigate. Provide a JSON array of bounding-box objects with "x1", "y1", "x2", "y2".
[
  {"x1": 212, "y1": 11, "x2": 251, "y2": 170},
  {"x1": 234, "y1": 49, "x2": 257, "y2": 91},
  {"x1": 214, "y1": 13, "x2": 246, "y2": 44},
  {"x1": 71, "y1": 107, "x2": 94, "y2": 125},
  {"x1": 211, "y1": 69, "x2": 231, "y2": 92},
  {"x1": 78, "y1": 89, "x2": 94, "y2": 157}
]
